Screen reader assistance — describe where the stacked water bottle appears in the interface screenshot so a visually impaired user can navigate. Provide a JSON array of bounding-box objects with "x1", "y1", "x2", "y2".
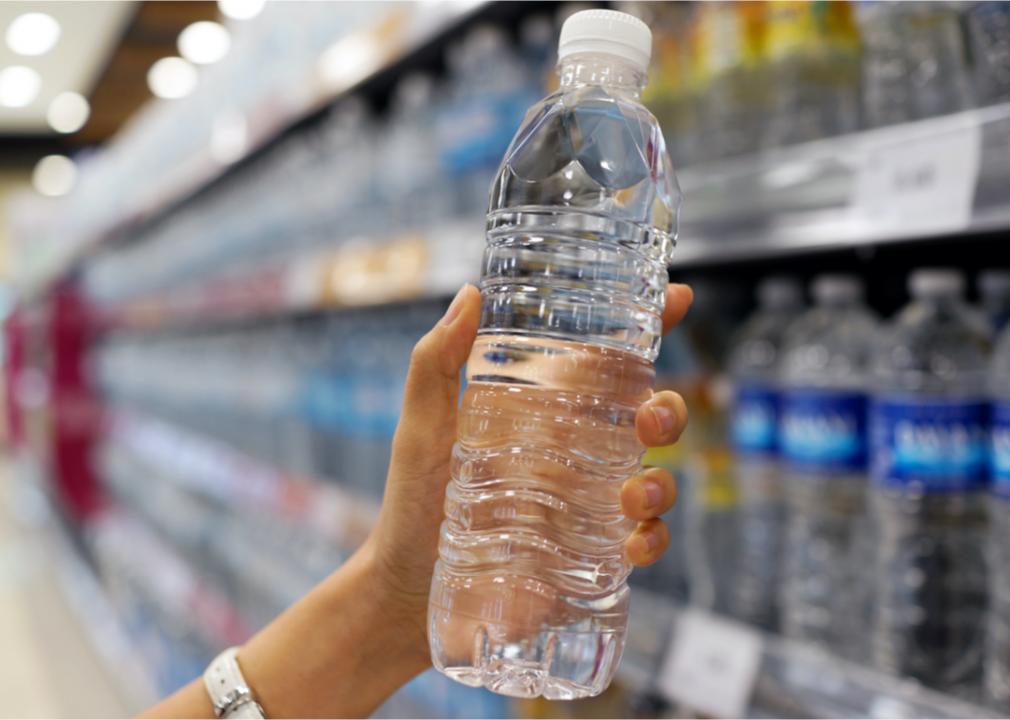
[
  {"x1": 729, "y1": 268, "x2": 1010, "y2": 706},
  {"x1": 91, "y1": 301, "x2": 446, "y2": 498},
  {"x1": 80, "y1": 16, "x2": 557, "y2": 311}
]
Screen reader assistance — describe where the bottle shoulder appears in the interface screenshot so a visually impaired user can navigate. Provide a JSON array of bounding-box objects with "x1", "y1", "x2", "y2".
[
  {"x1": 873, "y1": 301, "x2": 993, "y2": 394},
  {"x1": 728, "y1": 310, "x2": 799, "y2": 378},
  {"x1": 779, "y1": 307, "x2": 879, "y2": 387},
  {"x1": 488, "y1": 84, "x2": 680, "y2": 255}
]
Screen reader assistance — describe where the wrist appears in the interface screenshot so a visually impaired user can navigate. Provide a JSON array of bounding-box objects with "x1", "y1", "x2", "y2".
[
  {"x1": 236, "y1": 539, "x2": 430, "y2": 718},
  {"x1": 355, "y1": 536, "x2": 433, "y2": 673}
]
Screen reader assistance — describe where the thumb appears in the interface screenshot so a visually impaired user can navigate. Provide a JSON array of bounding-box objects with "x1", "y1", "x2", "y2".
[{"x1": 391, "y1": 284, "x2": 481, "y2": 477}]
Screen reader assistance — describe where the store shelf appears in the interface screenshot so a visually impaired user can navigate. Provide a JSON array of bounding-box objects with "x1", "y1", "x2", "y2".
[
  {"x1": 620, "y1": 588, "x2": 1003, "y2": 719},
  {"x1": 93, "y1": 220, "x2": 480, "y2": 330},
  {"x1": 89, "y1": 101, "x2": 1010, "y2": 331},
  {"x1": 7, "y1": 452, "x2": 160, "y2": 711},
  {"x1": 675, "y1": 101, "x2": 1010, "y2": 267},
  {"x1": 106, "y1": 408, "x2": 380, "y2": 549},
  {"x1": 93, "y1": 413, "x2": 1010, "y2": 719},
  {"x1": 15, "y1": 2, "x2": 488, "y2": 300}
]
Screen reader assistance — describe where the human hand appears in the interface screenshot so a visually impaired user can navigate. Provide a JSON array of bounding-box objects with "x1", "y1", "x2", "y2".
[{"x1": 364, "y1": 282, "x2": 693, "y2": 667}]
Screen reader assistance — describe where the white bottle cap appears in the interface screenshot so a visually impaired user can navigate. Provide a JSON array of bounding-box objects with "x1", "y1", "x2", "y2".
[
  {"x1": 909, "y1": 268, "x2": 964, "y2": 299},
  {"x1": 558, "y1": 9, "x2": 651, "y2": 74}
]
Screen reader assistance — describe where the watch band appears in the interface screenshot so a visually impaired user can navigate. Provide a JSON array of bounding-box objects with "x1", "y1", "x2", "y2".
[{"x1": 203, "y1": 647, "x2": 266, "y2": 719}]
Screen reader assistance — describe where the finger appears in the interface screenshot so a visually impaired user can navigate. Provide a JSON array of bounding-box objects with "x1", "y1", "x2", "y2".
[
  {"x1": 625, "y1": 518, "x2": 670, "y2": 567},
  {"x1": 620, "y1": 467, "x2": 677, "y2": 521},
  {"x1": 635, "y1": 390, "x2": 688, "y2": 447},
  {"x1": 391, "y1": 284, "x2": 481, "y2": 477},
  {"x1": 661, "y1": 283, "x2": 693, "y2": 334}
]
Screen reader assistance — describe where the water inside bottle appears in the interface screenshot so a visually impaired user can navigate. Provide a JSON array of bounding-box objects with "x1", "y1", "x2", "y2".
[{"x1": 430, "y1": 334, "x2": 652, "y2": 699}]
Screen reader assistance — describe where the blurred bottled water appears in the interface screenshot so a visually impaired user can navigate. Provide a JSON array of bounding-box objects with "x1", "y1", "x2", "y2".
[
  {"x1": 640, "y1": 3, "x2": 704, "y2": 167},
  {"x1": 764, "y1": 0, "x2": 861, "y2": 147},
  {"x1": 965, "y1": 1, "x2": 1010, "y2": 105},
  {"x1": 381, "y1": 75, "x2": 451, "y2": 235},
  {"x1": 696, "y1": 2, "x2": 770, "y2": 160},
  {"x1": 989, "y1": 325, "x2": 1010, "y2": 711},
  {"x1": 980, "y1": 270, "x2": 1010, "y2": 335},
  {"x1": 859, "y1": 2, "x2": 973, "y2": 129},
  {"x1": 869, "y1": 269, "x2": 991, "y2": 693},
  {"x1": 428, "y1": 10, "x2": 680, "y2": 700},
  {"x1": 729, "y1": 277, "x2": 803, "y2": 631},
  {"x1": 438, "y1": 26, "x2": 539, "y2": 221},
  {"x1": 779, "y1": 275, "x2": 877, "y2": 658}
]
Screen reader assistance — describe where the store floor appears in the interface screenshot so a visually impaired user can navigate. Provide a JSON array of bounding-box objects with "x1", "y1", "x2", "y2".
[{"x1": 0, "y1": 459, "x2": 135, "y2": 718}]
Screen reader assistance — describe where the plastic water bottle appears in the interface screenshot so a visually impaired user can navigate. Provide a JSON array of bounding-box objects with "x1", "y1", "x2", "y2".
[
  {"x1": 869, "y1": 269, "x2": 991, "y2": 693},
  {"x1": 988, "y1": 325, "x2": 1010, "y2": 710},
  {"x1": 980, "y1": 270, "x2": 1010, "y2": 335},
  {"x1": 763, "y1": 0, "x2": 861, "y2": 147},
  {"x1": 779, "y1": 275, "x2": 877, "y2": 658},
  {"x1": 965, "y1": 1, "x2": 1010, "y2": 105},
  {"x1": 729, "y1": 277, "x2": 803, "y2": 631},
  {"x1": 428, "y1": 10, "x2": 680, "y2": 699},
  {"x1": 859, "y1": 2, "x2": 973, "y2": 128}
]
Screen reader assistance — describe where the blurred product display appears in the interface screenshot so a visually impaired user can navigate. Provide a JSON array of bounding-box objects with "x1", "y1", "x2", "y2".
[
  {"x1": 869, "y1": 270, "x2": 991, "y2": 693},
  {"x1": 728, "y1": 277, "x2": 804, "y2": 632},
  {"x1": 779, "y1": 275, "x2": 878, "y2": 660},
  {"x1": 990, "y1": 327, "x2": 1010, "y2": 713},
  {"x1": 4, "y1": 1, "x2": 1010, "y2": 718}
]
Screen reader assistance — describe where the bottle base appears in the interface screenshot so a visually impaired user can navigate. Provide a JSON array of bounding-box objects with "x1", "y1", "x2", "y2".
[
  {"x1": 437, "y1": 659, "x2": 603, "y2": 700},
  {"x1": 428, "y1": 567, "x2": 628, "y2": 699}
]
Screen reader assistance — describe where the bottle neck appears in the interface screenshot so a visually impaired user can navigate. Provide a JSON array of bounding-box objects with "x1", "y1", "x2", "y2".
[{"x1": 557, "y1": 53, "x2": 646, "y2": 96}]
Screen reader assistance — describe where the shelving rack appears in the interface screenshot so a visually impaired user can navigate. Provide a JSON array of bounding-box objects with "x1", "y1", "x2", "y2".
[{"x1": 7, "y1": 1, "x2": 1010, "y2": 718}]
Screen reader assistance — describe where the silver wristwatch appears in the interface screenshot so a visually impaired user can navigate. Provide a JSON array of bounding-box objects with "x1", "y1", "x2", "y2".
[{"x1": 203, "y1": 647, "x2": 266, "y2": 719}]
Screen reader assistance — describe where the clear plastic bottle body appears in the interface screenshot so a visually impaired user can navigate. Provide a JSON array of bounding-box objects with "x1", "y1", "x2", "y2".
[
  {"x1": 729, "y1": 279, "x2": 803, "y2": 631},
  {"x1": 987, "y1": 328, "x2": 1010, "y2": 710},
  {"x1": 778, "y1": 279, "x2": 877, "y2": 658},
  {"x1": 868, "y1": 276, "x2": 992, "y2": 693},
  {"x1": 428, "y1": 50, "x2": 679, "y2": 700}
]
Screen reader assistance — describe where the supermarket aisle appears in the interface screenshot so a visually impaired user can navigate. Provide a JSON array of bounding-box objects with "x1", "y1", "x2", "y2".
[{"x1": 0, "y1": 460, "x2": 134, "y2": 718}]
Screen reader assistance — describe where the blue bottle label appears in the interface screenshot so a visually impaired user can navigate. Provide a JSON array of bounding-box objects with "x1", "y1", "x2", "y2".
[
  {"x1": 871, "y1": 397, "x2": 990, "y2": 493},
  {"x1": 732, "y1": 383, "x2": 780, "y2": 457},
  {"x1": 780, "y1": 389, "x2": 868, "y2": 471},
  {"x1": 993, "y1": 401, "x2": 1010, "y2": 500}
]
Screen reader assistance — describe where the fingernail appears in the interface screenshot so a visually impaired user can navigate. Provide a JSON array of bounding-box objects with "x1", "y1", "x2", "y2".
[
  {"x1": 641, "y1": 530, "x2": 659, "y2": 553},
  {"x1": 643, "y1": 479, "x2": 663, "y2": 509},
  {"x1": 440, "y1": 286, "x2": 467, "y2": 326},
  {"x1": 651, "y1": 405, "x2": 675, "y2": 434}
]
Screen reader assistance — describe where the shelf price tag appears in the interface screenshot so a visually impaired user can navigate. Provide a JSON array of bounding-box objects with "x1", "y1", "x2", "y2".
[
  {"x1": 852, "y1": 119, "x2": 981, "y2": 235},
  {"x1": 657, "y1": 609, "x2": 762, "y2": 719}
]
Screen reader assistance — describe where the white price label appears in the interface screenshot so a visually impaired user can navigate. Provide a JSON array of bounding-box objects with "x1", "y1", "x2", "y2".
[
  {"x1": 657, "y1": 609, "x2": 762, "y2": 719},
  {"x1": 853, "y1": 120, "x2": 981, "y2": 235}
]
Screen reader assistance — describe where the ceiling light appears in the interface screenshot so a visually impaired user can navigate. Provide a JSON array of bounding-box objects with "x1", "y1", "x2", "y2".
[
  {"x1": 178, "y1": 21, "x2": 231, "y2": 65},
  {"x1": 218, "y1": 0, "x2": 265, "y2": 20},
  {"x1": 147, "y1": 57, "x2": 198, "y2": 100},
  {"x1": 47, "y1": 91, "x2": 90, "y2": 134},
  {"x1": 0, "y1": 65, "x2": 41, "y2": 107},
  {"x1": 33, "y1": 155, "x2": 76, "y2": 197},
  {"x1": 6, "y1": 12, "x2": 61, "y2": 56}
]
